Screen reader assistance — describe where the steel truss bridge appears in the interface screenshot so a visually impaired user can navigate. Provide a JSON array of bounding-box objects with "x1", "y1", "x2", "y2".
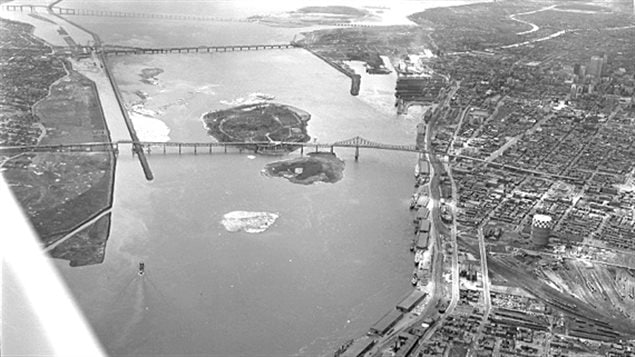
[{"x1": 1, "y1": 137, "x2": 577, "y2": 181}]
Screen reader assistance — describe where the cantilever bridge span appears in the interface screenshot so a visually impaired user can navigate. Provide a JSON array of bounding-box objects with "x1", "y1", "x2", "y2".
[
  {"x1": 0, "y1": 137, "x2": 577, "y2": 181},
  {"x1": 0, "y1": 136, "x2": 422, "y2": 157}
]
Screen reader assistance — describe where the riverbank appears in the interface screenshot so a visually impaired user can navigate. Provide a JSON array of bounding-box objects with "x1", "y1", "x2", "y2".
[{"x1": 0, "y1": 16, "x2": 116, "y2": 266}]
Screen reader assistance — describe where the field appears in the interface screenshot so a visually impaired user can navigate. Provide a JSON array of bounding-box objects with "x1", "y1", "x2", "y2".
[{"x1": 2, "y1": 67, "x2": 115, "y2": 266}]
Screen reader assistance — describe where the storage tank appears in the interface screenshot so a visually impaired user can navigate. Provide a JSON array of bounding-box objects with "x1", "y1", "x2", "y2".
[{"x1": 531, "y1": 214, "x2": 552, "y2": 247}]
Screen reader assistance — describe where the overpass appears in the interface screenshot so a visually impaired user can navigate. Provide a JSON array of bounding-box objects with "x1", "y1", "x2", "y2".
[{"x1": 102, "y1": 43, "x2": 298, "y2": 56}]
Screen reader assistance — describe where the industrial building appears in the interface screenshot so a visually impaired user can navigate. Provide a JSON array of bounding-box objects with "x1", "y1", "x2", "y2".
[
  {"x1": 396, "y1": 290, "x2": 427, "y2": 313},
  {"x1": 369, "y1": 309, "x2": 403, "y2": 336}
]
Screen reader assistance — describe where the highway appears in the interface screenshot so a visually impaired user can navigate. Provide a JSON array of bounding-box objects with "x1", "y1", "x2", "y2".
[{"x1": 470, "y1": 227, "x2": 492, "y2": 352}]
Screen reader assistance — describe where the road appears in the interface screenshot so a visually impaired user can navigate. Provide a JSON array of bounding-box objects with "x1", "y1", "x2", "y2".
[
  {"x1": 43, "y1": 208, "x2": 112, "y2": 253},
  {"x1": 469, "y1": 227, "x2": 491, "y2": 354},
  {"x1": 360, "y1": 85, "x2": 461, "y2": 356},
  {"x1": 442, "y1": 158, "x2": 460, "y2": 318}
]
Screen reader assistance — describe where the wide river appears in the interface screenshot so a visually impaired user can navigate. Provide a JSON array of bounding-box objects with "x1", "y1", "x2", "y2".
[{"x1": 47, "y1": 1, "x2": 470, "y2": 356}]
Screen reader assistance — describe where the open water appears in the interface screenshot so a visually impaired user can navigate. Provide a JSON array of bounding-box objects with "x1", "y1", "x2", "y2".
[{"x1": 49, "y1": 0, "x2": 472, "y2": 355}]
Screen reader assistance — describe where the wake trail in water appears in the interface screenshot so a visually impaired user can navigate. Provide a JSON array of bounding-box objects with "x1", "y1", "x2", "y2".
[
  {"x1": 143, "y1": 275, "x2": 171, "y2": 307},
  {"x1": 112, "y1": 278, "x2": 146, "y2": 350},
  {"x1": 113, "y1": 275, "x2": 139, "y2": 306}
]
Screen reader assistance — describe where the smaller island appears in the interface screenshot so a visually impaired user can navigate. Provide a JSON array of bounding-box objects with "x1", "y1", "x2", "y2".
[
  {"x1": 139, "y1": 67, "x2": 163, "y2": 85},
  {"x1": 262, "y1": 152, "x2": 345, "y2": 185},
  {"x1": 221, "y1": 211, "x2": 279, "y2": 233},
  {"x1": 202, "y1": 102, "x2": 311, "y2": 153}
]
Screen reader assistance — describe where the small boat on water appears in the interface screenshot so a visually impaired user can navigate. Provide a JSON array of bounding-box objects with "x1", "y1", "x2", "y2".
[
  {"x1": 138, "y1": 262, "x2": 145, "y2": 276},
  {"x1": 409, "y1": 193, "x2": 420, "y2": 210}
]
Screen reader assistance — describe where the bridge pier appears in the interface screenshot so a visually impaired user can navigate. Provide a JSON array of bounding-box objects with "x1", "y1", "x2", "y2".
[
  {"x1": 300, "y1": 145, "x2": 304, "y2": 156},
  {"x1": 178, "y1": 144, "x2": 182, "y2": 155},
  {"x1": 194, "y1": 144, "x2": 197, "y2": 155},
  {"x1": 163, "y1": 144, "x2": 166, "y2": 155},
  {"x1": 330, "y1": 146, "x2": 334, "y2": 154},
  {"x1": 355, "y1": 146, "x2": 359, "y2": 161}
]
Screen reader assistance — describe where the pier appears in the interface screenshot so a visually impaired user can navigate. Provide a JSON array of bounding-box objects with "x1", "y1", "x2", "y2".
[{"x1": 301, "y1": 47, "x2": 361, "y2": 96}]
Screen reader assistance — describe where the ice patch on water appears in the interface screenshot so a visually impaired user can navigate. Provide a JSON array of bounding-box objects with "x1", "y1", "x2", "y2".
[
  {"x1": 221, "y1": 211, "x2": 279, "y2": 233},
  {"x1": 192, "y1": 84, "x2": 219, "y2": 96},
  {"x1": 129, "y1": 112, "x2": 171, "y2": 142},
  {"x1": 220, "y1": 92, "x2": 275, "y2": 106}
]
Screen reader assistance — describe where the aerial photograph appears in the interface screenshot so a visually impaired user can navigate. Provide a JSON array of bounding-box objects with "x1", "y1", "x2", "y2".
[{"x1": 1, "y1": 0, "x2": 634, "y2": 356}]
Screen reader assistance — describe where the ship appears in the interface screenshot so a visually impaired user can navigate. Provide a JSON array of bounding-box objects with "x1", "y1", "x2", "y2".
[
  {"x1": 414, "y1": 250, "x2": 424, "y2": 264},
  {"x1": 409, "y1": 193, "x2": 420, "y2": 210}
]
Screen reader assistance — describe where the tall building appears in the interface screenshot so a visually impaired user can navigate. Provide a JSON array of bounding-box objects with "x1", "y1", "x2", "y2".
[
  {"x1": 531, "y1": 214, "x2": 552, "y2": 247},
  {"x1": 588, "y1": 56, "x2": 604, "y2": 78}
]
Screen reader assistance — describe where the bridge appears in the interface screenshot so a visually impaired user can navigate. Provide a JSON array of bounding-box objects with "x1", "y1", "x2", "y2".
[
  {"x1": 0, "y1": 137, "x2": 420, "y2": 161},
  {"x1": 0, "y1": 138, "x2": 577, "y2": 181},
  {"x1": 102, "y1": 43, "x2": 298, "y2": 56},
  {"x1": 2, "y1": 4, "x2": 253, "y2": 23},
  {"x1": 52, "y1": 7, "x2": 252, "y2": 23}
]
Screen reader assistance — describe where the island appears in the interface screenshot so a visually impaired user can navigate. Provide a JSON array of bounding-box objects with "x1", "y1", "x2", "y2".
[
  {"x1": 221, "y1": 211, "x2": 279, "y2": 233},
  {"x1": 139, "y1": 67, "x2": 163, "y2": 85},
  {"x1": 248, "y1": 5, "x2": 375, "y2": 28},
  {"x1": 202, "y1": 102, "x2": 311, "y2": 153},
  {"x1": 262, "y1": 152, "x2": 345, "y2": 185}
]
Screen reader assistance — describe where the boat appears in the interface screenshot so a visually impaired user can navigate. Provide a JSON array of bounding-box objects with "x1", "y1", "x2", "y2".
[
  {"x1": 138, "y1": 262, "x2": 145, "y2": 276},
  {"x1": 409, "y1": 193, "x2": 420, "y2": 210},
  {"x1": 414, "y1": 250, "x2": 424, "y2": 264}
]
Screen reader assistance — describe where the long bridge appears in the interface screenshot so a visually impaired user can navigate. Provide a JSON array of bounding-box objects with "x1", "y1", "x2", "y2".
[
  {"x1": 0, "y1": 138, "x2": 577, "y2": 181},
  {"x1": 102, "y1": 43, "x2": 298, "y2": 56},
  {"x1": 3, "y1": 4, "x2": 253, "y2": 23},
  {"x1": 0, "y1": 136, "x2": 420, "y2": 161}
]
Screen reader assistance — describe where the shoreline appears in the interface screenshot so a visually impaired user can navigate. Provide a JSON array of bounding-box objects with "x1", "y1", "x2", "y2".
[{"x1": 5, "y1": 0, "x2": 507, "y2": 354}]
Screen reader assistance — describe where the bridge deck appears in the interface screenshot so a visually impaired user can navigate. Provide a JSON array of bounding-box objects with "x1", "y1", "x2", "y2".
[
  {"x1": 0, "y1": 139, "x2": 575, "y2": 181},
  {"x1": 102, "y1": 43, "x2": 297, "y2": 56}
]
